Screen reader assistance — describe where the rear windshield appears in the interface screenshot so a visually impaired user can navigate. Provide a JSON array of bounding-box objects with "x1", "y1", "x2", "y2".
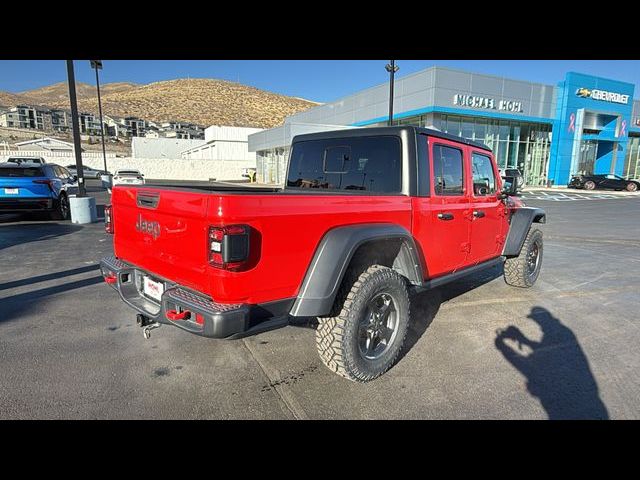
[
  {"x1": 117, "y1": 171, "x2": 140, "y2": 175},
  {"x1": 286, "y1": 136, "x2": 402, "y2": 193},
  {"x1": 0, "y1": 167, "x2": 45, "y2": 177}
]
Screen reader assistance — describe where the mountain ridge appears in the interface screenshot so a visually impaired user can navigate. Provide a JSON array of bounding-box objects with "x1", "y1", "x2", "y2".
[{"x1": 1, "y1": 78, "x2": 319, "y2": 129}]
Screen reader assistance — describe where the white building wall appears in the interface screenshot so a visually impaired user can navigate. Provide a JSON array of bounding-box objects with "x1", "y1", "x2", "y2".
[
  {"x1": 0, "y1": 151, "x2": 249, "y2": 182},
  {"x1": 204, "y1": 125, "x2": 263, "y2": 143},
  {"x1": 132, "y1": 137, "x2": 205, "y2": 159}
]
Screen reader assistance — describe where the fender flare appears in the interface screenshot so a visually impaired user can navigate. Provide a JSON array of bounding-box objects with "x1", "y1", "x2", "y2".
[
  {"x1": 502, "y1": 207, "x2": 546, "y2": 257},
  {"x1": 289, "y1": 223, "x2": 424, "y2": 317}
]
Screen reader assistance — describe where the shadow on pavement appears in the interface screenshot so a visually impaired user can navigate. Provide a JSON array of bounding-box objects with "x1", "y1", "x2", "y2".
[
  {"x1": 495, "y1": 306, "x2": 609, "y2": 419},
  {"x1": 0, "y1": 264, "x2": 99, "y2": 291},
  {"x1": 0, "y1": 222, "x2": 83, "y2": 251},
  {"x1": 399, "y1": 263, "x2": 503, "y2": 362},
  {"x1": 0, "y1": 275, "x2": 104, "y2": 324}
]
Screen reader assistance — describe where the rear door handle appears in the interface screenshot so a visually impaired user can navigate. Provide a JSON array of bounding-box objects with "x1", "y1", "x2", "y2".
[
  {"x1": 473, "y1": 210, "x2": 485, "y2": 218},
  {"x1": 437, "y1": 212, "x2": 454, "y2": 221}
]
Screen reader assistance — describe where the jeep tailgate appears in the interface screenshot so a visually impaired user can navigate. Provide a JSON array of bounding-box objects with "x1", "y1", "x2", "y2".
[{"x1": 111, "y1": 186, "x2": 212, "y2": 293}]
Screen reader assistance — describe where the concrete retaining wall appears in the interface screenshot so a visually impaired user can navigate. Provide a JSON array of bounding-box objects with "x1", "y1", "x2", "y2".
[{"x1": 0, "y1": 152, "x2": 254, "y2": 181}]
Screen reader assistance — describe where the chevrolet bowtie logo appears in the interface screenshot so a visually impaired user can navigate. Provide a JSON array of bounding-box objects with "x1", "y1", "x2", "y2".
[{"x1": 576, "y1": 88, "x2": 592, "y2": 98}]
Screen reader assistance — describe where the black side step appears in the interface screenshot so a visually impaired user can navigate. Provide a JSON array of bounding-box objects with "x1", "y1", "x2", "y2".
[{"x1": 414, "y1": 257, "x2": 503, "y2": 293}]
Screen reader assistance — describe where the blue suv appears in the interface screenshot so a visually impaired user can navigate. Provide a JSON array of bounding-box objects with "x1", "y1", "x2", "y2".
[{"x1": 0, "y1": 162, "x2": 77, "y2": 220}]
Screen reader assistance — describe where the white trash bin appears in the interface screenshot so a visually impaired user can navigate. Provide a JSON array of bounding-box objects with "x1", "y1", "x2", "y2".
[{"x1": 69, "y1": 195, "x2": 97, "y2": 224}]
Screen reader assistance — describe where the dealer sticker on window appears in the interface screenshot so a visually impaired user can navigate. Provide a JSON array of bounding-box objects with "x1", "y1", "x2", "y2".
[{"x1": 143, "y1": 276, "x2": 164, "y2": 302}]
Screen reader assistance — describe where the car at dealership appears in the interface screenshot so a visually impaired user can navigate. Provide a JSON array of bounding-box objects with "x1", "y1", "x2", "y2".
[
  {"x1": 0, "y1": 162, "x2": 76, "y2": 219},
  {"x1": 568, "y1": 174, "x2": 639, "y2": 192},
  {"x1": 112, "y1": 169, "x2": 145, "y2": 187},
  {"x1": 66, "y1": 164, "x2": 108, "y2": 179},
  {"x1": 101, "y1": 126, "x2": 545, "y2": 383},
  {"x1": 6, "y1": 156, "x2": 47, "y2": 166}
]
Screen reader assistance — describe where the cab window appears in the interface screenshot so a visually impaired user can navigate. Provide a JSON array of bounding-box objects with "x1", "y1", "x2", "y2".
[
  {"x1": 433, "y1": 144, "x2": 464, "y2": 195},
  {"x1": 471, "y1": 152, "x2": 496, "y2": 196}
]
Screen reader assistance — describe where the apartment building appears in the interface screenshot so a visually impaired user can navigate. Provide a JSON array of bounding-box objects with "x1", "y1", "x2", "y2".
[{"x1": 0, "y1": 105, "x2": 52, "y2": 130}]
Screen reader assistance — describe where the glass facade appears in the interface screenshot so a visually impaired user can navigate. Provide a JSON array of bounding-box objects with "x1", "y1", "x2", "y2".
[
  {"x1": 374, "y1": 113, "x2": 553, "y2": 186},
  {"x1": 257, "y1": 147, "x2": 290, "y2": 184},
  {"x1": 623, "y1": 135, "x2": 640, "y2": 180}
]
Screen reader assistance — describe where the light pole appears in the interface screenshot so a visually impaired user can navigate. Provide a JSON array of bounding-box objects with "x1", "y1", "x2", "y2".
[
  {"x1": 90, "y1": 60, "x2": 108, "y2": 173},
  {"x1": 385, "y1": 60, "x2": 399, "y2": 126},
  {"x1": 66, "y1": 60, "x2": 86, "y2": 197}
]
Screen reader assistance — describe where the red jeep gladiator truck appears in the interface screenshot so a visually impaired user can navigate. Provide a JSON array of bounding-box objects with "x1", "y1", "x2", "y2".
[{"x1": 101, "y1": 126, "x2": 545, "y2": 382}]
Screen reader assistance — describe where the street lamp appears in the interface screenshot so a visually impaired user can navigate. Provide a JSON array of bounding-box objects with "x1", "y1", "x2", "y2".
[
  {"x1": 90, "y1": 60, "x2": 108, "y2": 173},
  {"x1": 66, "y1": 60, "x2": 86, "y2": 198},
  {"x1": 385, "y1": 60, "x2": 399, "y2": 126}
]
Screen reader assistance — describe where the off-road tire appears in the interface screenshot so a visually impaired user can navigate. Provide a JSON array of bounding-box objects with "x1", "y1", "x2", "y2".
[
  {"x1": 315, "y1": 265, "x2": 410, "y2": 382},
  {"x1": 50, "y1": 193, "x2": 70, "y2": 221},
  {"x1": 504, "y1": 228, "x2": 543, "y2": 288}
]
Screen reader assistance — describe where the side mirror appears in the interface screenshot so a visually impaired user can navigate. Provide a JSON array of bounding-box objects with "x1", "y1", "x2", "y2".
[
  {"x1": 498, "y1": 176, "x2": 518, "y2": 199},
  {"x1": 72, "y1": 175, "x2": 78, "y2": 182}
]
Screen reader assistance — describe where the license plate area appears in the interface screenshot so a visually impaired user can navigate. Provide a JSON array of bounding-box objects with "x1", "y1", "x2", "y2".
[
  {"x1": 4, "y1": 188, "x2": 18, "y2": 195},
  {"x1": 142, "y1": 275, "x2": 164, "y2": 302}
]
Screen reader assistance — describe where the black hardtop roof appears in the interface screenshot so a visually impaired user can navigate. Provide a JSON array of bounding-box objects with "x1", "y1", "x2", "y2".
[{"x1": 291, "y1": 126, "x2": 492, "y2": 152}]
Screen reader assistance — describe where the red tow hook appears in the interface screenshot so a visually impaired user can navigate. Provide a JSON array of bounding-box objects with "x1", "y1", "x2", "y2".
[
  {"x1": 166, "y1": 310, "x2": 191, "y2": 321},
  {"x1": 104, "y1": 273, "x2": 117, "y2": 284}
]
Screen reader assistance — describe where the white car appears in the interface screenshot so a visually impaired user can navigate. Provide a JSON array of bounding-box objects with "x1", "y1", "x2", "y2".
[
  {"x1": 6, "y1": 156, "x2": 46, "y2": 166},
  {"x1": 112, "y1": 169, "x2": 145, "y2": 186}
]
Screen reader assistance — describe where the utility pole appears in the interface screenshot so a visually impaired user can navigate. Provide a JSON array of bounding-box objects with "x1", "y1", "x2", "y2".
[
  {"x1": 385, "y1": 60, "x2": 399, "y2": 126},
  {"x1": 90, "y1": 60, "x2": 108, "y2": 173},
  {"x1": 66, "y1": 60, "x2": 86, "y2": 197}
]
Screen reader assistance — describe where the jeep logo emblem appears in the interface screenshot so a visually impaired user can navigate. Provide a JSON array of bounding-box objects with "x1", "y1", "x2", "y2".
[{"x1": 135, "y1": 213, "x2": 160, "y2": 239}]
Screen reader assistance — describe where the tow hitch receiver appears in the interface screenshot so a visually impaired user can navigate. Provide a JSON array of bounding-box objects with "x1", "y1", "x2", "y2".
[{"x1": 137, "y1": 313, "x2": 160, "y2": 339}]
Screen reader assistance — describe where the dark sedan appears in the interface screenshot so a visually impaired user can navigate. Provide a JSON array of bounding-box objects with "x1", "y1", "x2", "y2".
[
  {"x1": 66, "y1": 165, "x2": 107, "y2": 179},
  {"x1": 569, "y1": 174, "x2": 639, "y2": 192}
]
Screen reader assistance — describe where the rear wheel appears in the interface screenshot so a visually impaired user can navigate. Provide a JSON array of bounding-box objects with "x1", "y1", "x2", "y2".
[
  {"x1": 504, "y1": 228, "x2": 543, "y2": 288},
  {"x1": 316, "y1": 265, "x2": 410, "y2": 382},
  {"x1": 584, "y1": 180, "x2": 596, "y2": 190},
  {"x1": 626, "y1": 182, "x2": 638, "y2": 192},
  {"x1": 50, "y1": 193, "x2": 70, "y2": 221}
]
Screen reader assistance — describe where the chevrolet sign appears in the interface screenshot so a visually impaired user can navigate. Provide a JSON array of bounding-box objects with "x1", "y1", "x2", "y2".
[{"x1": 576, "y1": 87, "x2": 629, "y2": 105}]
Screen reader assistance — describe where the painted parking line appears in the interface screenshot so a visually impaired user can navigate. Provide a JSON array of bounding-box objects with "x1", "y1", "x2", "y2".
[{"x1": 521, "y1": 190, "x2": 640, "y2": 201}]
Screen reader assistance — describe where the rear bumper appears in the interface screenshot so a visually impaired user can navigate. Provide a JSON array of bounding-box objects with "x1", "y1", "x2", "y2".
[
  {"x1": 0, "y1": 197, "x2": 53, "y2": 212},
  {"x1": 100, "y1": 255, "x2": 290, "y2": 339}
]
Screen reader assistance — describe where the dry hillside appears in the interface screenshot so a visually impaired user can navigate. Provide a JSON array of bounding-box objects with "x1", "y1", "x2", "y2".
[
  {"x1": 0, "y1": 91, "x2": 29, "y2": 108},
  {"x1": 19, "y1": 81, "x2": 139, "y2": 105},
  {"x1": 6, "y1": 79, "x2": 318, "y2": 129}
]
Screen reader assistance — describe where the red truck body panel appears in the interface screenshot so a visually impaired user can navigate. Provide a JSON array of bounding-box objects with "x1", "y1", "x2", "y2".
[
  {"x1": 109, "y1": 130, "x2": 511, "y2": 310},
  {"x1": 112, "y1": 187, "x2": 412, "y2": 304}
]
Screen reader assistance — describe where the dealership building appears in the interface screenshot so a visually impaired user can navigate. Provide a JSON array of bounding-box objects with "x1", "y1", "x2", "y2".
[{"x1": 248, "y1": 67, "x2": 640, "y2": 186}]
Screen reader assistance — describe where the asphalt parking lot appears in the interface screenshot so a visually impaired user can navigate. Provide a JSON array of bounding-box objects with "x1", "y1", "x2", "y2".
[{"x1": 1, "y1": 183, "x2": 639, "y2": 419}]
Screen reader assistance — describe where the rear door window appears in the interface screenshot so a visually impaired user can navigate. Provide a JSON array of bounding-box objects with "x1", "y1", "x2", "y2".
[
  {"x1": 0, "y1": 167, "x2": 45, "y2": 177},
  {"x1": 287, "y1": 136, "x2": 402, "y2": 193}
]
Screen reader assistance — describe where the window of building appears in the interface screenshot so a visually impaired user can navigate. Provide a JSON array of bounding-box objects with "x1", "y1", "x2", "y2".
[
  {"x1": 471, "y1": 152, "x2": 496, "y2": 196},
  {"x1": 286, "y1": 136, "x2": 402, "y2": 193},
  {"x1": 433, "y1": 144, "x2": 464, "y2": 195}
]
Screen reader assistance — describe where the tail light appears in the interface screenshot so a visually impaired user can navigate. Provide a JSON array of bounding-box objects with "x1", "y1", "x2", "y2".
[
  {"x1": 208, "y1": 225, "x2": 250, "y2": 271},
  {"x1": 105, "y1": 204, "x2": 114, "y2": 234},
  {"x1": 32, "y1": 179, "x2": 54, "y2": 192}
]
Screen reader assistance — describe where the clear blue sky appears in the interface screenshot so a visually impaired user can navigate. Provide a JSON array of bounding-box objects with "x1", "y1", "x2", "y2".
[{"x1": 1, "y1": 60, "x2": 639, "y2": 103}]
